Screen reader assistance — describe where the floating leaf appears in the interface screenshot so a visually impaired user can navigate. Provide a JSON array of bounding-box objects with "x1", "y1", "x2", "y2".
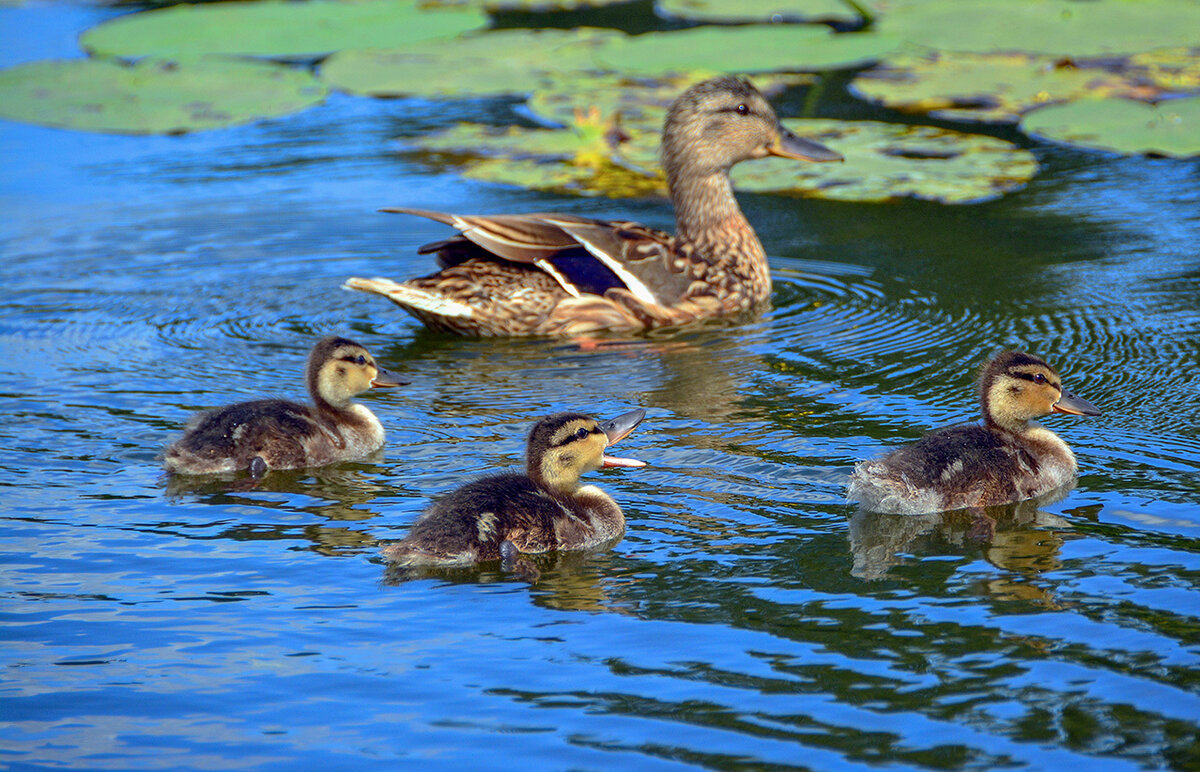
[
  {"x1": 404, "y1": 116, "x2": 662, "y2": 197},
  {"x1": 1126, "y1": 47, "x2": 1200, "y2": 92},
  {"x1": 592, "y1": 25, "x2": 899, "y2": 75},
  {"x1": 617, "y1": 119, "x2": 1037, "y2": 203},
  {"x1": 851, "y1": 51, "x2": 1161, "y2": 124},
  {"x1": 426, "y1": 0, "x2": 634, "y2": 9},
  {"x1": 0, "y1": 57, "x2": 328, "y2": 134},
  {"x1": 1020, "y1": 97, "x2": 1200, "y2": 157},
  {"x1": 875, "y1": 0, "x2": 1200, "y2": 57},
  {"x1": 655, "y1": 0, "x2": 860, "y2": 25},
  {"x1": 527, "y1": 71, "x2": 815, "y2": 132},
  {"x1": 321, "y1": 28, "x2": 620, "y2": 98},
  {"x1": 81, "y1": 0, "x2": 488, "y2": 59}
]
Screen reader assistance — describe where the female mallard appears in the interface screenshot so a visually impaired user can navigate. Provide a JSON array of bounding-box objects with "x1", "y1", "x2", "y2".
[
  {"x1": 384, "y1": 409, "x2": 645, "y2": 564},
  {"x1": 164, "y1": 336, "x2": 407, "y2": 476},
  {"x1": 847, "y1": 351, "x2": 1101, "y2": 514},
  {"x1": 344, "y1": 76, "x2": 841, "y2": 336}
]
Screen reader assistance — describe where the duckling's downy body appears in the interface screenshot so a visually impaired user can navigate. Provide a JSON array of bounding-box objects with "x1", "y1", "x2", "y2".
[
  {"x1": 384, "y1": 409, "x2": 645, "y2": 564},
  {"x1": 847, "y1": 351, "x2": 1101, "y2": 514},
  {"x1": 164, "y1": 336, "x2": 406, "y2": 475},
  {"x1": 345, "y1": 77, "x2": 842, "y2": 336}
]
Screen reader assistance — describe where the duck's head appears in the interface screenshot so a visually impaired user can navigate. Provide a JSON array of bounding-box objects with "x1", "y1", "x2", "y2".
[
  {"x1": 979, "y1": 350, "x2": 1101, "y2": 433},
  {"x1": 307, "y1": 336, "x2": 407, "y2": 410},
  {"x1": 526, "y1": 409, "x2": 646, "y2": 495},
  {"x1": 661, "y1": 76, "x2": 842, "y2": 182}
]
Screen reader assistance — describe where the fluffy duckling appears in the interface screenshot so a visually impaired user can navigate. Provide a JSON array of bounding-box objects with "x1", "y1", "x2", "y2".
[
  {"x1": 384, "y1": 409, "x2": 646, "y2": 564},
  {"x1": 847, "y1": 351, "x2": 1101, "y2": 514},
  {"x1": 164, "y1": 336, "x2": 407, "y2": 476}
]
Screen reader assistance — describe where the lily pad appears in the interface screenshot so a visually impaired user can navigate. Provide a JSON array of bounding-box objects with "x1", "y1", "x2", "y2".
[
  {"x1": 616, "y1": 119, "x2": 1038, "y2": 203},
  {"x1": 527, "y1": 71, "x2": 815, "y2": 132},
  {"x1": 404, "y1": 115, "x2": 663, "y2": 197},
  {"x1": 875, "y1": 0, "x2": 1200, "y2": 57},
  {"x1": 655, "y1": 0, "x2": 860, "y2": 25},
  {"x1": 426, "y1": 0, "x2": 634, "y2": 9},
  {"x1": 0, "y1": 57, "x2": 328, "y2": 134},
  {"x1": 81, "y1": 0, "x2": 488, "y2": 59},
  {"x1": 1126, "y1": 47, "x2": 1200, "y2": 92},
  {"x1": 1020, "y1": 97, "x2": 1200, "y2": 157},
  {"x1": 321, "y1": 28, "x2": 620, "y2": 98},
  {"x1": 592, "y1": 25, "x2": 899, "y2": 75},
  {"x1": 851, "y1": 51, "x2": 1161, "y2": 124}
]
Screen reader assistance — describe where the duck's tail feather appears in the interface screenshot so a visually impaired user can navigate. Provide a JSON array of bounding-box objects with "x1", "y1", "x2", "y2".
[{"x1": 342, "y1": 277, "x2": 474, "y2": 319}]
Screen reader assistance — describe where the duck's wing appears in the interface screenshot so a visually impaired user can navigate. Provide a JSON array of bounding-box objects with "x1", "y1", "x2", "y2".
[{"x1": 382, "y1": 208, "x2": 695, "y2": 307}]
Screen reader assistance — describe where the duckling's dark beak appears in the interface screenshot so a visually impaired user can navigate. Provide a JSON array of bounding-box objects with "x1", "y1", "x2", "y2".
[
  {"x1": 370, "y1": 365, "x2": 409, "y2": 388},
  {"x1": 1052, "y1": 389, "x2": 1101, "y2": 417},
  {"x1": 769, "y1": 126, "x2": 843, "y2": 163},
  {"x1": 598, "y1": 408, "x2": 646, "y2": 469}
]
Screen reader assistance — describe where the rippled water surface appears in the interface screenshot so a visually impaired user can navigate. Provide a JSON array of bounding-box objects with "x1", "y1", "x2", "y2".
[{"x1": 3, "y1": 6, "x2": 1200, "y2": 770}]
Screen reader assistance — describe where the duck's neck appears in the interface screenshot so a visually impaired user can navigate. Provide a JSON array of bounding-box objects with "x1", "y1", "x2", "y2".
[{"x1": 669, "y1": 167, "x2": 770, "y2": 305}]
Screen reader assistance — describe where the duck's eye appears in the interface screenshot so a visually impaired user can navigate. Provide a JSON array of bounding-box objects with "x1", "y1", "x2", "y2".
[
  {"x1": 575, "y1": 427, "x2": 591, "y2": 440},
  {"x1": 735, "y1": 103, "x2": 750, "y2": 116},
  {"x1": 1032, "y1": 373, "x2": 1046, "y2": 384}
]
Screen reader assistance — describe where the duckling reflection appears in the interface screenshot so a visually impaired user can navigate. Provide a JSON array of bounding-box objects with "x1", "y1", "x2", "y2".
[
  {"x1": 848, "y1": 350, "x2": 1101, "y2": 514},
  {"x1": 383, "y1": 409, "x2": 646, "y2": 569},
  {"x1": 165, "y1": 464, "x2": 393, "y2": 522},
  {"x1": 164, "y1": 336, "x2": 407, "y2": 477},
  {"x1": 847, "y1": 492, "x2": 1072, "y2": 582}
]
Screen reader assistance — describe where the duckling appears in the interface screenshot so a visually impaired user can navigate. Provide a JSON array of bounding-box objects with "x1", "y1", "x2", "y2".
[
  {"x1": 164, "y1": 336, "x2": 407, "y2": 476},
  {"x1": 344, "y1": 76, "x2": 843, "y2": 336},
  {"x1": 847, "y1": 351, "x2": 1101, "y2": 514},
  {"x1": 384, "y1": 409, "x2": 646, "y2": 564}
]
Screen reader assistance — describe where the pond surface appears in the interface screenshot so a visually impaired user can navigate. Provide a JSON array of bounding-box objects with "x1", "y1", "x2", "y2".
[{"x1": 2, "y1": 5, "x2": 1199, "y2": 770}]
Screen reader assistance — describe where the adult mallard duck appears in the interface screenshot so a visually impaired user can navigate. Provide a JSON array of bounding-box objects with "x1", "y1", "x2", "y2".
[
  {"x1": 384, "y1": 409, "x2": 645, "y2": 564},
  {"x1": 164, "y1": 336, "x2": 407, "y2": 476},
  {"x1": 344, "y1": 76, "x2": 842, "y2": 336},
  {"x1": 847, "y1": 351, "x2": 1101, "y2": 514}
]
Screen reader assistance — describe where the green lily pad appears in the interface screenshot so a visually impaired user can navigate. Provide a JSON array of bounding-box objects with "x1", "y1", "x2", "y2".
[
  {"x1": 655, "y1": 0, "x2": 860, "y2": 25},
  {"x1": 617, "y1": 119, "x2": 1037, "y2": 203},
  {"x1": 851, "y1": 51, "x2": 1161, "y2": 124},
  {"x1": 405, "y1": 116, "x2": 663, "y2": 197},
  {"x1": 875, "y1": 0, "x2": 1200, "y2": 57},
  {"x1": 1126, "y1": 47, "x2": 1200, "y2": 92},
  {"x1": 527, "y1": 71, "x2": 815, "y2": 132},
  {"x1": 426, "y1": 0, "x2": 634, "y2": 9},
  {"x1": 321, "y1": 28, "x2": 620, "y2": 98},
  {"x1": 592, "y1": 25, "x2": 899, "y2": 75},
  {"x1": 81, "y1": 0, "x2": 488, "y2": 59},
  {"x1": 1020, "y1": 96, "x2": 1200, "y2": 157},
  {"x1": 0, "y1": 57, "x2": 328, "y2": 135}
]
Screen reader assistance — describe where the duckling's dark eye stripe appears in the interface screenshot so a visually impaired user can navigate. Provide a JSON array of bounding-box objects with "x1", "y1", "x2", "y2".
[{"x1": 1012, "y1": 372, "x2": 1060, "y2": 390}]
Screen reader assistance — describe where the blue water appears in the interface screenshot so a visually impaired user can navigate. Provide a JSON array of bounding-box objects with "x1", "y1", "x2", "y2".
[{"x1": 2, "y1": 4, "x2": 1199, "y2": 770}]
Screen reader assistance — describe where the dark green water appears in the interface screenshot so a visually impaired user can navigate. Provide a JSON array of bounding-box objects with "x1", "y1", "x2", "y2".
[{"x1": 2, "y1": 5, "x2": 1199, "y2": 770}]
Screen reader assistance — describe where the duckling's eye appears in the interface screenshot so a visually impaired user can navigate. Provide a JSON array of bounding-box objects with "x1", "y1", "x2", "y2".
[
  {"x1": 355, "y1": 355, "x2": 367, "y2": 366},
  {"x1": 735, "y1": 103, "x2": 750, "y2": 116},
  {"x1": 1032, "y1": 373, "x2": 1047, "y2": 384},
  {"x1": 575, "y1": 427, "x2": 591, "y2": 440}
]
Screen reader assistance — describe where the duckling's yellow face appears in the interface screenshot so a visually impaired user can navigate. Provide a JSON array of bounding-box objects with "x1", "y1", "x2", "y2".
[
  {"x1": 987, "y1": 362, "x2": 1067, "y2": 428},
  {"x1": 983, "y1": 357, "x2": 1101, "y2": 435},
  {"x1": 536, "y1": 418, "x2": 610, "y2": 494},
  {"x1": 314, "y1": 343, "x2": 404, "y2": 408},
  {"x1": 528, "y1": 410, "x2": 646, "y2": 495}
]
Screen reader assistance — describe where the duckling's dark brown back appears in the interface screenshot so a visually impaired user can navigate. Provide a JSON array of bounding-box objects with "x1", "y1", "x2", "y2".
[{"x1": 386, "y1": 473, "x2": 566, "y2": 563}]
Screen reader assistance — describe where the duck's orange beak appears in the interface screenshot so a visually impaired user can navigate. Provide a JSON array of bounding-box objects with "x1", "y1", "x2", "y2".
[{"x1": 769, "y1": 125, "x2": 843, "y2": 162}]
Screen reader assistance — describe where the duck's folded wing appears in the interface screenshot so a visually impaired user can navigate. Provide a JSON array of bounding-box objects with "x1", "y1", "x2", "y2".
[{"x1": 383, "y1": 208, "x2": 694, "y2": 306}]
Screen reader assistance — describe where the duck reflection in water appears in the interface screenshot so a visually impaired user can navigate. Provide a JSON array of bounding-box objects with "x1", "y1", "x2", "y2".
[{"x1": 847, "y1": 485, "x2": 1079, "y2": 581}]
